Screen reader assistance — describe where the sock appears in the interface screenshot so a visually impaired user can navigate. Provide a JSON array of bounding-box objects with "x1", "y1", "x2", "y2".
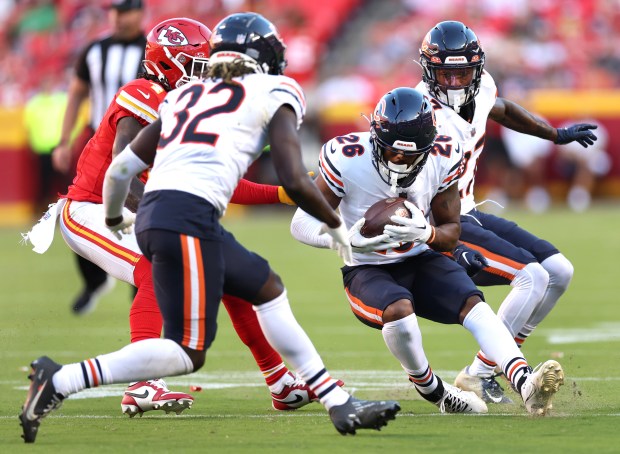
[
  {"x1": 130, "y1": 256, "x2": 163, "y2": 342},
  {"x1": 382, "y1": 314, "x2": 441, "y2": 397},
  {"x1": 263, "y1": 364, "x2": 291, "y2": 393},
  {"x1": 503, "y1": 357, "x2": 531, "y2": 394},
  {"x1": 467, "y1": 351, "x2": 497, "y2": 377},
  {"x1": 253, "y1": 290, "x2": 349, "y2": 409},
  {"x1": 222, "y1": 294, "x2": 288, "y2": 389},
  {"x1": 520, "y1": 254, "x2": 574, "y2": 338},
  {"x1": 463, "y1": 302, "x2": 530, "y2": 389},
  {"x1": 52, "y1": 339, "x2": 193, "y2": 396}
]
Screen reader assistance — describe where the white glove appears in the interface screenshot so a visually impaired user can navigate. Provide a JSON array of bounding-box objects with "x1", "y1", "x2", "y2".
[
  {"x1": 105, "y1": 211, "x2": 136, "y2": 240},
  {"x1": 348, "y1": 218, "x2": 401, "y2": 253},
  {"x1": 320, "y1": 220, "x2": 353, "y2": 265},
  {"x1": 384, "y1": 201, "x2": 432, "y2": 244}
]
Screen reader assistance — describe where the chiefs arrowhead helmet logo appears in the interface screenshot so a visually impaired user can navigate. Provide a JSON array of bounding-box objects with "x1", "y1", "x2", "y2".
[{"x1": 157, "y1": 26, "x2": 189, "y2": 46}]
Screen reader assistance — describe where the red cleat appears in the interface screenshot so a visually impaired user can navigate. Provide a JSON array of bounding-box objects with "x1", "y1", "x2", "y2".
[
  {"x1": 271, "y1": 372, "x2": 345, "y2": 411},
  {"x1": 121, "y1": 379, "x2": 193, "y2": 417}
]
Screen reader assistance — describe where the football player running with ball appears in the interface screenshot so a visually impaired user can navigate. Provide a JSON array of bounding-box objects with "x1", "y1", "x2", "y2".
[
  {"x1": 19, "y1": 13, "x2": 400, "y2": 443},
  {"x1": 291, "y1": 86, "x2": 563, "y2": 416},
  {"x1": 416, "y1": 21, "x2": 592, "y2": 404}
]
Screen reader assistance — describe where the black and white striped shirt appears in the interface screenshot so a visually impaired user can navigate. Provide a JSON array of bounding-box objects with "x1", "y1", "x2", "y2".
[{"x1": 75, "y1": 34, "x2": 147, "y2": 129}]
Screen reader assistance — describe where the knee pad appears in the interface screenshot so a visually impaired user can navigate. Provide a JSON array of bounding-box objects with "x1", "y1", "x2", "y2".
[
  {"x1": 513, "y1": 262, "x2": 549, "y2": 291},
  {"x1": 541, "y1": 253, "x2": 574, "y2": 291}
]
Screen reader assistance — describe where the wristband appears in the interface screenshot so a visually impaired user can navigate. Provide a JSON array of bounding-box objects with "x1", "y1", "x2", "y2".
[{"x1": 426, "y1": 226, "x2": 436, "y2": 244}]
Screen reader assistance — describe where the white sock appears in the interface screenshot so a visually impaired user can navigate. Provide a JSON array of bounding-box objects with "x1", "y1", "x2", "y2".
[
  {"x1": 467, "y1": 352, "x2": 497, "y2": 377},
  {"x1": 382, "y1": 314, "x2": 439, "y2": 395},
  {"x1": 253, "y1": 290, "x2": 349, "y2": 409},
  {"x1": 52, "y1": 339, "x2": 193, "y2": 396},
  {"x1": 463, "y1": 302, "x2": 525, "y2": 373},
  {"x1": 520, "y1": 254, "x2": 573, "y2": 338}
]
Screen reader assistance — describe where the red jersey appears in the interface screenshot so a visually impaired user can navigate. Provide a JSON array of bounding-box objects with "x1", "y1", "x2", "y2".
[{"x1": 66, "y1": 78, "x2": 166, "y2": 203}]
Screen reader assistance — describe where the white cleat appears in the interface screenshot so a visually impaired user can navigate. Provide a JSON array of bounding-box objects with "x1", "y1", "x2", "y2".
[
  {"x1": 121, "y1": 379, "x2": 194, "y2": 418},
  {"x1": 436, "y1": 382, "x2": 488, "y2": 414},
  {"x1": 521, "y1": 360, "x2": 564, "y2": 416}
]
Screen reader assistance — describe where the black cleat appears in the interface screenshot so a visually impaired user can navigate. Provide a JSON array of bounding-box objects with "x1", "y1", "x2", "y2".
[
  {"x1": 19, "y1": 356, "x2": 65, "y2": 443},
  {"x1": 328, "y1": 397, "x2": 400, "y2": 435},
  {"x1": 71, "y1": 277, "x2": 115, "y2": 316}
]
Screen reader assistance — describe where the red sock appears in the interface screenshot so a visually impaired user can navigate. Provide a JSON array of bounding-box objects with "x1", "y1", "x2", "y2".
[
  {"x1": 129, "y1": 256, "x2": 163, "y2": 343},
  {"x1": 222, "y1": 294, "x2": 287, "y2": 385}
]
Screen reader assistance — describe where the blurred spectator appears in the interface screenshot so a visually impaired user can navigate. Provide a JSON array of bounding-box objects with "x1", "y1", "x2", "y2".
[
  {"x1": 23, "y1": 74, "x2": 70, "y2": 213},
  {"x1": 52, "y1": 0, "x2": 146, "y2": 175},
  {"x1": 556, "y1": 119, "x2": 611, "y2": 212},
  {"x1": 501, "y1": 123, "x2": 554, "y2": 213}
]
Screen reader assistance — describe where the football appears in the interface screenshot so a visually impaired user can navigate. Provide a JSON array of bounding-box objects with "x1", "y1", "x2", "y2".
[{"x1": 360, "y1": 197, "x2": 411, "y2": 238}]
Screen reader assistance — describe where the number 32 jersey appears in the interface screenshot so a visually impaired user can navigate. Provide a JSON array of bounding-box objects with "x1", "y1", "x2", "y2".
[
  {"x1": 319, "y1": 131, "x2": 462, "y2": 265},
  {"x1": 145, "y1": 74, "x2": 306, "y2": 215}
]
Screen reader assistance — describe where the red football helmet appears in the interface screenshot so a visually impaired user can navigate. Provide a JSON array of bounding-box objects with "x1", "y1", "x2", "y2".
[{"x1": 144, "y1": 18, "x2": 211, "y2": 90}]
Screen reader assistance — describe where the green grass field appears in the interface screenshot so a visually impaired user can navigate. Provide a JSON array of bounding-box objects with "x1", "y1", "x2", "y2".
[{"x1": 1, "y1": 205, "x2": 620, "y2": 452}]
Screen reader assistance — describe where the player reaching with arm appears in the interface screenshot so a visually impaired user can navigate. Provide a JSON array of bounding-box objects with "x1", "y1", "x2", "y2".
[
  {"x1": 290, "y1": 87, "x2": 564, "y2": 416},
  {"x1": 23, "y1": 17, "x2": 330, "y2": 419},
  {"x1": 19, "y1": 13, "x2": 400, "y2": 443},
  {"x1": 416, "y1": 21, "x2": 589, "y2": 403}
]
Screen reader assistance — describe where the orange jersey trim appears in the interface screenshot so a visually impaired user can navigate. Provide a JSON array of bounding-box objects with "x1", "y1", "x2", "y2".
[
  {"x1": 319, "y1": 151, "x2": 344, "y2": 188},
  {"x1": 180, "y1": 234, "x2": 206, "y2": 350},
  {"x1": 345, "y1": 287, "x2": 383, "y2": 326}
]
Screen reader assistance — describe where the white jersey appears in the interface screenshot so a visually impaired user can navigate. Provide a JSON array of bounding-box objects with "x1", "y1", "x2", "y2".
[
  {"x1": 319, "y1": 131, "x2": 462, "y2": 265},
  {"x1": 416, "y1": 71, "x2": 497, "y2": 214},
  {"x1": 144, "y1": 73, "x2": 306, "y2": 215}
]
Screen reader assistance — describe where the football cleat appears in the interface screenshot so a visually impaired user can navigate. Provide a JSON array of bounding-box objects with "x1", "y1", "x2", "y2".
[
  {"x1": 72, "y1": 275, "x2": 116, "y2": 316},
  {"x1": 454, "y1": 368, "x2": 513, "y2": 404},
  {"x1": 520, "y1": 360, "x2": 564, "y2": 416},
  {"x1": 271, "y1": 373, "x2": 345, "y2": 411},
  {"x1": 19, "y1": 356, "x2": 65, "y2": 443},
  {"x1": 121, "y1": 379, "x2": 194, "y2": 417},
  {"x1": 328, "y1": 396, "x2": 401, "y2": 435},
  {"x1": 435, "y1": 382, "x2": 488, "y2": 414}
]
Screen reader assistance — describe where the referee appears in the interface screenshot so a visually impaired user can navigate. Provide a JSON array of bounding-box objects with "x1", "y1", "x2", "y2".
[{"x1": 53, "y1": 0, "x2": 146, "y2": 315}]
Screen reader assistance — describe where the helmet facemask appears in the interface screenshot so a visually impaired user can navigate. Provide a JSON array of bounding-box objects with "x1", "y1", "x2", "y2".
[
  {"x1": 421, "y1": 59, "x2": 483, "y2": 113},
  {"x1": 371, "y1": 130, "x2": 431, "y2": 192}
]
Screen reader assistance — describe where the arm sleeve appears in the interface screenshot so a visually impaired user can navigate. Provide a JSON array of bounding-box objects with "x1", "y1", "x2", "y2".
[
  {"x1": 103, "y1": 145, "x2": 149, "y2": 219},
  {"x1": 231, "y1": 179, "x2": 280, "y2": 205},
  {"x1": 74, "y1": 44, "x2": 92, "y2": 83},
  {"x1": 290, "y1": 208, "x2": 334, "y2": 249}
]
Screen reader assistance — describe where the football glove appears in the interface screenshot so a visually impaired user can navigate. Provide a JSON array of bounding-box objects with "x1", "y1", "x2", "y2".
[
  {"x1": 384, "y1": 201, "x2": 432, "y2": 244},
  {"x1": 554, "y1": 123, "x2": 597, "y2": 147},
  {"x1": 320, "y1": 219, "x2": 353, "y2": 265},
  {"x1": 348, "y1": 218, "x2": 401, "y2": 253},
  {"x1": 105, "y1": 212, "x2": 136, "y2": 240},
  {"x1": 453, "y1": 243, "x2": 489, "y2": 277}
]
